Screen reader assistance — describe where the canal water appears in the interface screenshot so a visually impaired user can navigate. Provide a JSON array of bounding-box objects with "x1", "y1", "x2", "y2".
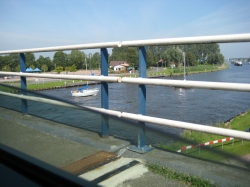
[{"x1": 1, "y1": 63, "x2": 250, "y2": 145}]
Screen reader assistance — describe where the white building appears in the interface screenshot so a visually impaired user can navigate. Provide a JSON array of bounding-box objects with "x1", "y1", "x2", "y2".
[{"x1": 114, "y1": 65, "x2": 126, "y2": 71}]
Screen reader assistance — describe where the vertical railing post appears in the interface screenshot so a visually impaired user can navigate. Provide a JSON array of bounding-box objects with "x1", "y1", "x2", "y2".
[
  {"x1": 128, "y1": 46, "x2": 153, "y2": 153},
  {"x1": 101, "y1": 48, "x2": 109, "y2": 137},
  {"x1": 20, "y1": 53, "x2": 27, "y2": 114},
  {"x1": 138, "y1": 47, "x2": 147, "y2": 147}
]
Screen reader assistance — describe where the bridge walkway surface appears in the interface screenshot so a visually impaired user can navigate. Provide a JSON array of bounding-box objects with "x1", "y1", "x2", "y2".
[{"x1": 0, "y1": 107, "x2": 249, "y2": 187}]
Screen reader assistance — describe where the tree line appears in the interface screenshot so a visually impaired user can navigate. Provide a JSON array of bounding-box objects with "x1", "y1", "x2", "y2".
[
  {"x1": 110, "y1": 43, "x2": 225, "y2": 69},
  {"x1": 0, "y1": 43, "x2": 224, "y2": 73},
  {"x1": 0, "y1": 50, "x2": 101, "y2": 73}
]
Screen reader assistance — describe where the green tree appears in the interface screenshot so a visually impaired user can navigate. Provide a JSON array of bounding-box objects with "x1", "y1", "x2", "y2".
[
  {"x1": 8, "y1": 54, "x2": 19, "y2": 71},
  {"x1": 54, "y1": 66, "x2": 63, "y2": 74},
  {"x1": 110, "y1": 47, "x2": 128, "y2": 62},
  {"x1": 25, "y1": 53, "x2": 36, "y2": 67},
  {"x1": 127, "y1": 47, "x2": 138, "y2": 67},
  {"x1": 68, "y1": 50, "x2": 85, "y2": 70},
  {"x1": 206, "y1": 52, "x2": 224, "y2": 65},
  {"x1": 70, "y1": 64, "x2": 77, "y2": 74},
  {"x1": 2, "y1": 65, "x2": 11, "y2": 71},
  {"x1": 0, "y1": 56, "x2": 5, "y2": 70},
  {"x1": 15, "y1": 65, "x2": 20, "y2": 72},
  {"x1": 91, "y1": 52, "x2": 101, "y2": 69},
  {"x1": 65, "y1": 66, "x2": 71, "y2": 72},
  {"x1": 147, "y1": 46, "x2": 169, "y2": 63},
  {"x1": 30, "y1": 64, "x2": 35, "y2": 70},
  {"x1": 44, "y1": 57, "x2": 52, "y2": 71},
  {"x1": 218, "y1": 53, "x2": 224, "y2": 65},
  {"x1": 53, "y1": 51, "x2": 68, "y2": 70},
  {"x1": 161, "y1": 46, "x2": 182, "y2": 67},
  {"x1": 41, "y1": 64, "x2": 48, "y2": 72},
  {"x1": 37, "y1": 56, "x2": 53, "y2": 71},
  {"x1": 146, "y1": 50, "x2": 154, "y2": 67},
  {"x1": 185, "y1": 52, "x2": 197, "y2": 66}
]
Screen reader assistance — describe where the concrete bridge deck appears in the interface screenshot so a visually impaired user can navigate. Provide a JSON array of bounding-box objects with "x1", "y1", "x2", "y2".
[{"x1": 0, "y1": 107, "x2": 249, "y2": 187}]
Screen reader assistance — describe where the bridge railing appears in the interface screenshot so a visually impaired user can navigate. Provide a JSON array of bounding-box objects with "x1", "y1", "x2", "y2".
[
  {"x1": 1, "y1": 90, "x2": 249, "y2": 141},
  {"x1": 1, "y1": 33, "x2": 250, "y2": 153}
]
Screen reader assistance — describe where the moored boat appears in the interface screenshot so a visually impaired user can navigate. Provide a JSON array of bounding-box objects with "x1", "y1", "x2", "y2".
[
  {"x1": 71, "y1": 85, "x2": 99, "y2": 97},
  {"x1": 234, "y1": 61, "x2": 242, "y2": 66}
]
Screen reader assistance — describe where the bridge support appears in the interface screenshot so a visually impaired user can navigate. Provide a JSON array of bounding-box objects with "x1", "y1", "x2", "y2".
[
  {"x1": 128, "y1": 46, "x2": 153, "y2": 153},
  {"x1": 20, "y1": 53, "x2": 27, "y2": 114},
  {"x1": 101, "y1": 48, "x2": 109, "y2": 137}
]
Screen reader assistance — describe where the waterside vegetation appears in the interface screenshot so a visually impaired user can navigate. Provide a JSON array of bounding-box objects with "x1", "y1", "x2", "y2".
[
  {"x1": 146, "y1": 163, "x2": 217, "y2": 187},
  {"x1": 1, "y1": 63, "x2": 228, "y2": 91},
  {"x1": 0, "y1": 43, "x2": 226, "y2": 73},
  {"x1": 157, "y1": 110, "x2": 250, "y2": 162}
]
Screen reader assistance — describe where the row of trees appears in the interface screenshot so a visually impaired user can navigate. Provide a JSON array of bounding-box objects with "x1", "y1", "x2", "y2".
[
  {"x1": 0, "y1": 50, "x2": 101, "y2": 73},
  {"x1": 110, "y1": 43, "x2": 224, "y2": 68},
  {"x1": 0, "y1": 43, "x2": 224, "y2": 72}
]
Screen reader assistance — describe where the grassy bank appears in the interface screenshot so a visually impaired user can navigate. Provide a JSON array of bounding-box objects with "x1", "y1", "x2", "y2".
[
  {"x1": 0, "y1": 79, "x2": 87, "y2": 91},
  {"x1": 26, "y1": 80, "x2": 85, "y2": 90},
  {"x1": 146, "y1": 163, "x2": 217, "y2": 187},
  {"x1": 157, "y1": 110, "x2": 250, "y2": 162},
  {"x1": 1, "y1": 63, "x2": 228, "y2": 90},
  {"x1": 151, "y1": 63, "x2": 229, "y2": 77},
  {"x1": 111, "y1": 63, "x2": 228, "y2": 77}
]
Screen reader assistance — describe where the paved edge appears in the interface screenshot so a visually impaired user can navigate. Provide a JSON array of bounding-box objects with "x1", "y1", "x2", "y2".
[{"x1": 1, "y1": 106, "x2": 250, "y2": 187}]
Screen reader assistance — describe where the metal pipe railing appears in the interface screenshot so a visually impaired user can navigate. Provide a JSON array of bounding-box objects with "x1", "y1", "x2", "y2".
[
  {"x1": 1, "y1": 91, "x2": 249, "y2": 140},
  {"x1": 121, "y1": 77, "x2": 250, "y2": 92},
  {"x1": 121, "y1": 33, "x2": 250, "y2": 46},
  {"x1": 1, "y1": 33, "x2": 250, "y2": 152},
  {"x1": 0, "y1": 33, "x2": 250, "y2": 55},
  {"x1": 0, "y1": 41, "x2": 121, "y2": 55},
  {"x1": 0, "y1": 72, "x2": 121, "y2": 82},
  {"x1": 2, "y1": 71, "x2": 249, "y2": 92}
]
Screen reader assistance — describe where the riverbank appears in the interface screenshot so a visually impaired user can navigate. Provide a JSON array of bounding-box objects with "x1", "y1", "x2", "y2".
[
  {"x1": 151, "y1": 63, "x2": 229, "y2": 77},
  {"x1": 158, "y1": 109, "x2": 250, "y2": 167},
  {"x1": 0, "y1": 63, "x2": 229, "y2": 91}
]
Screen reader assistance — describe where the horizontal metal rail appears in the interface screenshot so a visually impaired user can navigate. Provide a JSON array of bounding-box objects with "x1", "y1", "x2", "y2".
[
  {"x1": 1, "y1": 91, "x2": 249, "y2": 140},
  {"x1": 121, "y1": 77, "x2": 250, "y2": 92},
  {"x1": 0, "y1": 72, "x2": 121, "y2": 82},
  {"x1": 121, "y1": 33, "x2": 250, "y2": 46},
  {"x1": 2, "y1": 71, "x2": 249, "y2": 92},
  {"x1": 0, "y1": 33, "x2": 250, "y2": 54},
  {"x1": 0, "y1": 41, "x2": 121, "y2": 55}
]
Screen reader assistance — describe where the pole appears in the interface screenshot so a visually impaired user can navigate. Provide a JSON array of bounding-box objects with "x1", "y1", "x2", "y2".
[
  {"x1": 20, "y1": 53, "x2": 27, "y2": 114},
  {"x1": 183, "y1": 52, "x2": 186, "y2": 81},
  {"x1": 128, "y1": 46, "x2": 153, "y2": 153},
  {"x1": 101, "y1": 48, "x2": 109, "y2": 137}
]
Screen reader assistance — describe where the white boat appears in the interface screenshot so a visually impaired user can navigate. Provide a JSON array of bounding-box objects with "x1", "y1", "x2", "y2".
[
  {"x1": 71, "y1": 58, "x2": 99, "y2": 97},
  {"x1": 234, "y1": 61, "x2": 242, "y2": 66},
  {"x1": 71, "y1": 85, "x2": 99, "y2": 97}
]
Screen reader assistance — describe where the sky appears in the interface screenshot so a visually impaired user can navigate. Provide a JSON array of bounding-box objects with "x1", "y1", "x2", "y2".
[{"x1": 0, "y1": 0, "x2": 250, "y2": 59}]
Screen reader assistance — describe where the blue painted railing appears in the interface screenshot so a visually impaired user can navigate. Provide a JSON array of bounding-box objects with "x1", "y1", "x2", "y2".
[{"x1": 1, "y1": 33, "x2": 250, "y2": 153}]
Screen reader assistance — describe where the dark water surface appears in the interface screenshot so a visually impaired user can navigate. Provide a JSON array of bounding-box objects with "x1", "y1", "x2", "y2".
[{"x1": 1, "y1": 63, "x2": 250, "y2": 145}]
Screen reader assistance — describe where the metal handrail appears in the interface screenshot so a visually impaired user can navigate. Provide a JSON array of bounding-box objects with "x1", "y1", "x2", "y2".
[
  {"x1": 1, "y1": 91, "x2": 249, "y2": 140},
  {"x1": 0, "y1": 33, "x2": 250, "y2": 54},
  {"x1": 0, "y1": 72, "x2": 121, "y2": 82},
  {"x1": 1, "y1": 71, "x2": 250, "y2": 92},
  {"x1": 121, "y1": 77, "x2": 250, "y2": 92}
]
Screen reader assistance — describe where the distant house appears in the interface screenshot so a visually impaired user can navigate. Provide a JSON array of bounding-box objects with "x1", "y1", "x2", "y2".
[
  {"x1": 114, "y1": 65, "x2": 125, "y2": 71},
  {"x1": 110, "y1": 61, "x2": 130, "y2": 71},
  {"x1": 169, "y1": 62, "x2": 176, "y2": 68}
]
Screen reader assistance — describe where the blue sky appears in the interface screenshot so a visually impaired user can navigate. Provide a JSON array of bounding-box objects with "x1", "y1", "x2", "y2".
[{"x1": 1, "y1": 0, "x2": 250, "y2": 59}]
